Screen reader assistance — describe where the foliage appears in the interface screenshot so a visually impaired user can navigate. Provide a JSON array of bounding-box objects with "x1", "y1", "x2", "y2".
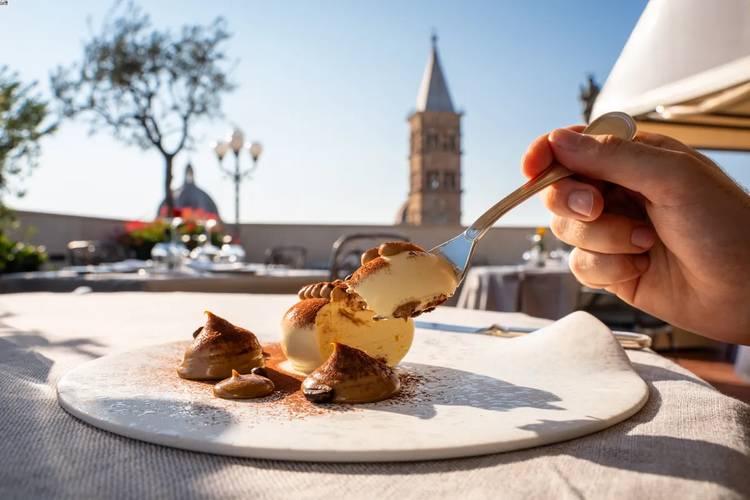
[
  {"x1": 0, "y1": 66, "x2": 56, "y2": 202},
  {"x1": 51, "y1": 0, "x2": 235, "y2": 214},
  {"x1": 0, "y1": 68, "x2": 53, "y2": 273},
  {"x1": 0, "y1": 231, "x2": 47, "y2": 274}
]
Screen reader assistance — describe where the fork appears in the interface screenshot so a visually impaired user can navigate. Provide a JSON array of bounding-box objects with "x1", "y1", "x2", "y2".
[{"x1": 430, "y1": 111, "x2": 638, "y2": 285}]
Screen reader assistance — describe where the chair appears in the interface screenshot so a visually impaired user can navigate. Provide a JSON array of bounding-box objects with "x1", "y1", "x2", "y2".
[
  {"x1": 328, "y1": 232, "x2": 409, "y2": 281},
  {"x1": 67, "y1": 240, "x2": 125, "y2": 266},
  {"x1": 264, "y1": 246, "x2": 307, "y2": 269},
  {"x1": 578, "y1": 287, "x2": 675, "y2": 350}
]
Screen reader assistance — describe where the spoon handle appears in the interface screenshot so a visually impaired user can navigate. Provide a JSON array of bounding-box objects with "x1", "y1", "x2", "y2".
[
  {"x1": 468, "y1": 164, "x2": 572, "y2": 239},
  {"x1": 465, "y1": 112, "x2": 637, "y2": 241}
]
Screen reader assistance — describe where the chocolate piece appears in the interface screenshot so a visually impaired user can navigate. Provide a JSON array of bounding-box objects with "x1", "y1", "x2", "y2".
[
  {"x1": 213, "y1": 369, "x2": 275, "y2": 400},
  {"x1": 302, "y1": 383, "x2": 334, "y2": 403}
]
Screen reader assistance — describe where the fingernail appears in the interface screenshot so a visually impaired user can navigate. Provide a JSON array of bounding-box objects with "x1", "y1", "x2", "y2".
[
  {"x1": 567, "y1": 190, "x2": 593, "y2": 216},
  {"x1": 634, "y1": 254, "x2": 650, "y2": 273},
  {"x1": 549, "y1": 128, "x2": 584, "y2": 151},
  {"x1": 631, "y1": 227, "x2": 656, "y2": 249}
]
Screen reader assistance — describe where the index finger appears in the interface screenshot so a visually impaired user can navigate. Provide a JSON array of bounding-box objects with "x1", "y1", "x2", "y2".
[{"x1": 522, "y1": 125, "x2": 585, "y2": 178}]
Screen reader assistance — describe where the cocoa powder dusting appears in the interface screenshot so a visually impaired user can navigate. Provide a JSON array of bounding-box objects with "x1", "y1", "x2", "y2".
[
  {"x1": 170, "y1": 342, "x2": 427, "y2": 419},
  {"x1": 260, "y1": 343, "x2": 329, "y2": 418}
]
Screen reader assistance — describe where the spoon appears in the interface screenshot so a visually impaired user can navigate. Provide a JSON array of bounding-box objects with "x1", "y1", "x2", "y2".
[{"x1": 430, "y1": 111, "x2": 638, "y2": 285}]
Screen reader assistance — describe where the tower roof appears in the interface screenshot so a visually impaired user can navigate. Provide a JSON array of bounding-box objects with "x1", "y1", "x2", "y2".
[{"x1": 416, "y1": 34, "x2": 455, "y2": 113}]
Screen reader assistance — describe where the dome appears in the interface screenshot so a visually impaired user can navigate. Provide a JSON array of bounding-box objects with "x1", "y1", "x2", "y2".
[{"x1": 157, "y1": 164, "x2": 220, "y2": 219}]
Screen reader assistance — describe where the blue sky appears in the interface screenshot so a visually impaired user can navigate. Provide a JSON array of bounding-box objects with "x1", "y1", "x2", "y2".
[{"x1": 2, "y1": 1, "x2": 747, "y2": 225}]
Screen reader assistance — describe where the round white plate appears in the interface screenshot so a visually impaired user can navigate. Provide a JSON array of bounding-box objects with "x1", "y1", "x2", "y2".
[{"x1": 57, "y1": 311, "x2": 648, "y2": 462}]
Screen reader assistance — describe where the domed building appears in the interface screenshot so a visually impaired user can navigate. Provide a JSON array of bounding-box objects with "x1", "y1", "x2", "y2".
[{"x1": 157, "y1": 163, "x2": 221, "y2": 219}]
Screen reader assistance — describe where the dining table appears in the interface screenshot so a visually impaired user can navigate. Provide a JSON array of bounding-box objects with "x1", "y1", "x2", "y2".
[
  {"x1": 0, "y1": 264, "x2": 329, "y2": 294},
  {"x1": 0, "y1": 292, "x2": 748, "y2": 499},
  {"x1": 456, "y1": 262, "x2": 582, "y2": 320}
]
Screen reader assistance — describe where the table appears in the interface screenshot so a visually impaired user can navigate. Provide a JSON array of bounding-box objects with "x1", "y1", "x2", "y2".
[
  {"x1": 457, "y1": 264, "x2": 582, "y2": 319},
  {"x1": 0, "y1": 293, "x2": 748, "y2": 499},
  {"x1": 0, "y1": 268, "x2": 328, "y2": 294}
]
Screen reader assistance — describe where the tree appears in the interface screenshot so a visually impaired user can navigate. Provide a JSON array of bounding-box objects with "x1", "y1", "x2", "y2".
[
  {"x1": 0, "y1": 66, "x2": 55, "y2": 204},
  {"x1": 51, "y1": 1, "x2": 235, "y2": 215}
]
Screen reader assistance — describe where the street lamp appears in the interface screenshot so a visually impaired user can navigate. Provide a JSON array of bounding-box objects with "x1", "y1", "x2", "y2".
[{"x1": 212, "y1": 127, "x2": 263, "y2": 241}]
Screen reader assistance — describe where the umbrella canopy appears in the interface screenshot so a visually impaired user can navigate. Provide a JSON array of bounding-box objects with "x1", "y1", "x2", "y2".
[{"x1": 592, "y1": 0, "x2": 750, "y2": 151}]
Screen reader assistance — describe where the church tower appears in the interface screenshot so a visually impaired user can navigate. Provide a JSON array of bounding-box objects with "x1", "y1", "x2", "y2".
[{"x1": 402, "y1": 35, "x2": 462, "y2": 226}]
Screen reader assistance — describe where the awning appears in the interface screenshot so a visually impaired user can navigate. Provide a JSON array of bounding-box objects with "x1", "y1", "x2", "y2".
[{"x1": 591, "y1": 0, "x2": 750, "y2": 151}]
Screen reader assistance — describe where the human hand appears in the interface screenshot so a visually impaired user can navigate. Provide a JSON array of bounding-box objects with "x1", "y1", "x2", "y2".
[{"x1": 523, "y1": 127, "x2": 750, "y2": 344}]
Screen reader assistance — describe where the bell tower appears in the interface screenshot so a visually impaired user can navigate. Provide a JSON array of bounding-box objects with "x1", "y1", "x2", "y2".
[{"x1": 402, "y1": 34, "x2": 462, "y2": 226}]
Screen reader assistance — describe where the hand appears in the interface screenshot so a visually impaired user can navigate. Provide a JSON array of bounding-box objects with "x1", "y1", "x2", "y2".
[{"x1": 522, "y1": 127, "x2": 750, "y2": 344}]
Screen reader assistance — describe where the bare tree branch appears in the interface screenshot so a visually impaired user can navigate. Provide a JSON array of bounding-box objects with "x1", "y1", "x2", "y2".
[{"x1": 50, "y1": 1, "x2": 235, "y2": 215}]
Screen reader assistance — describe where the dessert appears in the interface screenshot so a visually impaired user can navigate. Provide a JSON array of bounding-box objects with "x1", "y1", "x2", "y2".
[
  {"x1": 177, "y1": 311, "x2": 264, "y2": 380},
  {"x1": 213, "y1": 369, "x2": 275, "y2": 400},
  {"x1": 281, "y1": 281, "x2": 414, "y2": 374},
  {"x1": 348, "y1": 241, "x2": 459, "y2": 319},
  {"x1": 302, "y1": 343, "x2": 400, "y2": 404}
]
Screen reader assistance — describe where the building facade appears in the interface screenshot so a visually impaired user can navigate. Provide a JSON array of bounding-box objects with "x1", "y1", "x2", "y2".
[{"x1": 399, "y1": 36, "x2": 462, "y2": 226}]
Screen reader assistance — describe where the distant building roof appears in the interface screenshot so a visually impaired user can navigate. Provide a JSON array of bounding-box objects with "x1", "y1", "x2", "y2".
[
  {"x1": 416, "y1": 34, "x2": 455, "y2": 113},
  {"x1": 157, "y1": 163, "x2": 220, "y2": 219}
]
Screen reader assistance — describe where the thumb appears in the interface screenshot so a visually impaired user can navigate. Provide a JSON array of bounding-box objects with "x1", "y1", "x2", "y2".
[{"x1": 548, "y1": 128, "x2": 692, "y2": 202}]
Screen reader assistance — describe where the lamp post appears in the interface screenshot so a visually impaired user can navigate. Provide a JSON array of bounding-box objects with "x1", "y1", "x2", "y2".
[{"x1": 212, "y1": 127, "x2": 263, "y2": 241}]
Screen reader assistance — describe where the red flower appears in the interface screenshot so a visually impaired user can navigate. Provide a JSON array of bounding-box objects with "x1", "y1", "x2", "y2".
[{"x1": 124, "y1": 220, "x2": 148, "y2": 233}]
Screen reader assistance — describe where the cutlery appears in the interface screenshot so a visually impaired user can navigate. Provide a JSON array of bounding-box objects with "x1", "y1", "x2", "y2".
[
  {"x1": 430, "y1": 111, "x2": 638, "y2": 285},
  {"x1": 414, "y1": 320, "x2": 652, "y2": 350}
]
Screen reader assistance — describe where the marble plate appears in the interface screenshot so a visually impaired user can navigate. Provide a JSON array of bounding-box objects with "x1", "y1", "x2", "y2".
[{"x1": 56, "y1": 311, "x2": 648, "y2": 462}]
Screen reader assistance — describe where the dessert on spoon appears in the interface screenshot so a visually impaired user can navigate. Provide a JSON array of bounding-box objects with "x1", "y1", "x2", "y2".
[{"x1": 347, "y1": 241, "x2": 458, "y2": 320}]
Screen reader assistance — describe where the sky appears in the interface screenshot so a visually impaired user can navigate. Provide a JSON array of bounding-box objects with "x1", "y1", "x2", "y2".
[{"x1": 1, "y1": 0, "x2": 748, "y2": 226}]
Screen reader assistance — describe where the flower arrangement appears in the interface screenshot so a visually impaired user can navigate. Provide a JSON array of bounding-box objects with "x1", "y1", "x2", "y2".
[
  {"x1": 523, "y1": 226, "x2": 548, "y2": 267},
  {"x1": 117, "y1": 208, "x2": 225, "y2": 259}
]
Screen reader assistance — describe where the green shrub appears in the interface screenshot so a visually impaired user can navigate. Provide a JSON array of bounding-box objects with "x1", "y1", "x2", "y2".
[{"x1": 0, "y1": 232, "x2": 47, "y2": 273}]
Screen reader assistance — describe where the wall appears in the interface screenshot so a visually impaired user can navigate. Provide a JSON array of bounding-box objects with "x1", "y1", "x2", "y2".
[{"x1": 11, "y1": 210, "x2": 563, "y2": 267}]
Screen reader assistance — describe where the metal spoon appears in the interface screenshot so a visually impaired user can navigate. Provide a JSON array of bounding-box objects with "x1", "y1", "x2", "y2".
[{"x1": 431, "y1": 111, "x2": 638, "y2": 285}]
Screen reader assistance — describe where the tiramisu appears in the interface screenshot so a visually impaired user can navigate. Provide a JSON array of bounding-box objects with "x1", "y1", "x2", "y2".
[{"x1": 281, "y1": 280, "x2": 414, "y2": 374}]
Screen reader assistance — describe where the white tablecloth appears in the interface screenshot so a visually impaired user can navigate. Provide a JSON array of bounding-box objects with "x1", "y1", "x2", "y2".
[
  {"x1": 0, "y1": 293, "x2": 748, "y2": 499},
  {"x1": 457, "y1": 264, "x2": 581, "y2": 320}
]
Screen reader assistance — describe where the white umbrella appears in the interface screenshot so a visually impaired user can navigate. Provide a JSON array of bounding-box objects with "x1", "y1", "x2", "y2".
[{"x1": 592, "y1": 0, "x2": 750, "y2": 151}]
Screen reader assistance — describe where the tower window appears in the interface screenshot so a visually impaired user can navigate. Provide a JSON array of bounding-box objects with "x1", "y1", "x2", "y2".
[
  {"x1": 446, "y1": 135, "x2": 457, "y2": 151},
  {"x1": 444, "y1": 172, "x2": 456, "y2": 190},
  {"x1": 427, "y1": 171, "x2": 441, "y2": 190},
  {"x1": 426, "y1": 133, "x2": 439, "y2": 149}
]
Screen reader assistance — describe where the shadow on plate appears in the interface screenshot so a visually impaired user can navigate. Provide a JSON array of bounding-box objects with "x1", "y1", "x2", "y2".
[{"x1": 363, "y1": 361, "x2": 564, "y2": 420}]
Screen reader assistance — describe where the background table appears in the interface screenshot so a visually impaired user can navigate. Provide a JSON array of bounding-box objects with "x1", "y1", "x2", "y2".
[
  {"x1": 0, "y1": 268, "x2": 328, "y2": 294},
  {"x1": 0, "y1": 293, "x2": 748, "y2": 499},
  {"x1": 456, "y1": 264, "x2": 582, "y2": 319}
]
